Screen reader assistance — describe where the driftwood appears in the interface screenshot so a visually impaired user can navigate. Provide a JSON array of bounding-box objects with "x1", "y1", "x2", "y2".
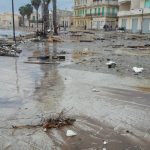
[{"x1": 12, "y1": 109, "x2": 76, "y2": 131}]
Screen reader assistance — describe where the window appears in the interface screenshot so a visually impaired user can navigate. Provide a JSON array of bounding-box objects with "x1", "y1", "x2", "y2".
[
  {"x1": 145, "y1": 0, "x2": 150, "y2": 8},
  {"x1": 102, "y1": 7, "x2": 105, "y2": 16},
  {"x1": 98, "y1": 8, "x2": 100, "y2": 16}
]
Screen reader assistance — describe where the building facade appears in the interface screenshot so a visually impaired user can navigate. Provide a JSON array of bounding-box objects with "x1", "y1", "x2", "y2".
[
  {"x1": 49, "y1": 9, "x2": 73, "y2": 29},
  {"x1": 57, "y1": 9, "x2": 73, "y2": 28},
  {"x1": 73, "y1": 0, "x2": 119, "y2": 30},
  {"x1": 24, "y1": 11, "x2": 42, "y2": 28},
  {"x1": 118, "y1": 0, "x2": 150, "y2": 33},
  {"x1": 0, "y1": 13, "x2": 20, "y2": 28}
]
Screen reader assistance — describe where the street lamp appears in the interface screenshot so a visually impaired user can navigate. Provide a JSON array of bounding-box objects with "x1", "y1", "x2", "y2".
[
  {"x1": 12, "y1": 0, "x2": 16, "y2": 43},
  {"x1": 139, "y1": 8, "x2": 144, "y2": 34}
]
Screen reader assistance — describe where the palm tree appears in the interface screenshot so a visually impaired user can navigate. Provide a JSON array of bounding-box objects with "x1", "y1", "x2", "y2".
[
  {"x1": 42, "y1": 0, "x2": 51, "y2": 34},
  {"x1": 53, "y1": 0, "x2": 58, "y2": 35},
  {"x1": 25, "y1": 4, "x2": 33, "y2": 27},
  {"x1": 19, "y1": 6, "x2": 26, "y2": 27},
  {"x1": 31, "y1": 0, "x2": 41, "y2": 29}
]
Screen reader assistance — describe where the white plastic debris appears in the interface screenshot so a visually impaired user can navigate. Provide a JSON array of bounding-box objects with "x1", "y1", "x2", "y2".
[
  {"x1": 82, "y1": 48, "x2": 88, "y2": 54},
  {"x1": 132, "y1": 67, "x2": 144, "y2": 73},
  {"x1": 103, "y1": 141, "x2": 107, "y2": 145},
  {"x1": 66, "y1": 130, "x2": 77, "y2": 137},
  {"x1": 92, "y1": 89, "x2": 99, "y2": 92},
  {"x1": 43, "y1": 128, "x2": 47, "y2": 132},
  {"x1": 106, "y1": 61, "x2": 116, "y2": 66},
  {"x1": 102, "y1": 148, "x2": 106, "y2": 150}
]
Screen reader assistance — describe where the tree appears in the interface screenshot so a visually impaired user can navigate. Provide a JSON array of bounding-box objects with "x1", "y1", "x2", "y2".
[
  {"x1": 31, "y1": 0, "x2": 41, "y2": 29},
  {"x1": 19, "y1": 6, "x2": 26, "y2": 27},
  {"x1": 52, "y1": 0, "x2": 58, "y2": 35},
  {"x1": 25, "y1": 4, "x2": 33, "y2": 27},
  {"x1": 42, "y1": 0, "x2": 51, "y2": 35}
]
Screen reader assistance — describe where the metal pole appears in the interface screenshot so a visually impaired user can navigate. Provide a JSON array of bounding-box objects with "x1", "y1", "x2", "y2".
[
  {"x1": 53, "y1": 0, "x2": 58, "y2": 35},
  {"x1": 141, "y1": 9, "x2": 143, "y2": 34},
  {"x1": 91, "y1": 15, "x2": 92, "y2": 30},
  {"x1": 12, "y1": 0, "x2": 16, "y2": 43}
]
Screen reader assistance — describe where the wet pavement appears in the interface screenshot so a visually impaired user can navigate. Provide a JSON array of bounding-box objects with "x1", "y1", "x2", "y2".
[{"x1": 0, "y1": 33, "x2": 150, "y2": 149}]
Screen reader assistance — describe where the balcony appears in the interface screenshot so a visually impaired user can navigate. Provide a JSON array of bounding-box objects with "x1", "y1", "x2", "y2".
[
  {"x1": 118, "y1": 0, "x2": 131, "y2": 4},
  {"x1": 131, "y1": 8, "x2": 150, "y2": 15},
  {"x1": 118, "y1": 11, "x2": 131, "y2": 16},
  {"x1": 118, "y1": 8, "x2": 150, "y2": 17},
  {"x1": 93, "y1": 0, "x2": 118, "y2": 6}
]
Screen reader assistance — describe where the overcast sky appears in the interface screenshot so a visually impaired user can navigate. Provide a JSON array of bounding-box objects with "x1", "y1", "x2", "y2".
[{"x1": 0, "y1": 0, "x2": 73, "y2": 13}]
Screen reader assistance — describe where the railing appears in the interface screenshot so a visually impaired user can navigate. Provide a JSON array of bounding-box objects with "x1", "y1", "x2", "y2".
[
  {"x1": 118, "y1": 0, "x2": 131, "y2": 3},
  {"x1": 93, "y1": 0, "x2": 118, "y2": 6},
  {"x1": 74, "y1": 13, "x2": 117, "y2": 17},
  {"x1": 118, "y1": 8, "x2": 150, "y2": 16}
]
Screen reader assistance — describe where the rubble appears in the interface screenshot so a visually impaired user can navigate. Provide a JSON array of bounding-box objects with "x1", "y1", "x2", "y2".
[
  {"x1": 48, "y1": 36, "x2": 63, "y2": 42},
  {"x1": 0, "y1": 44, "x2": 22, "y2": 57}
]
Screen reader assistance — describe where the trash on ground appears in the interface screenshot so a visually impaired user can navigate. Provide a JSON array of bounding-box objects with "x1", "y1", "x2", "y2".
[
  {"x1": 92, "y1": 89, "x2": 99, "y2": 92},
  {"x1": 82, "y1": 48, "x2": 88, "y2": 54},
  {"x1": 132, "y1": 67, "x2": 144, "y2": 73},
  {"x1": 103, "y1": 141, "x2": 107, "y2": 145},
  {"x1": 66, "y1": 130, "x2": 77, "y2": 137},
  {"x1": 106, "y1": 61, "x2": 116, "y2": 68}
]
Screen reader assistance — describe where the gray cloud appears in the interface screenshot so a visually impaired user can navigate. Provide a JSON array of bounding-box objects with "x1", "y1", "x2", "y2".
[{"x1": 0, "y1": 0, "x2": 73, "y2": 12}]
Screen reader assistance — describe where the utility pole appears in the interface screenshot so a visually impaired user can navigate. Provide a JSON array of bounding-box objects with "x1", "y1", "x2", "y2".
[
  {"x1": 12, "y1": 0, "x2": 16, "y2": 43},
  {"x1": 53, "y1": 0, "x2": 58, "y2": 35},
  {"x1": 140, "y1": 9, "x2": 144, "y2": 34}
]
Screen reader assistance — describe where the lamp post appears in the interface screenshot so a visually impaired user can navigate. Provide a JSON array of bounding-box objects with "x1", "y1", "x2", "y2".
[
  {"x1": 140, "y1": 8, "x2": 144, "y2": 34},
  {"x1": 90, "y1": 13, "x2": 93, "y2": 30},
  {"x1": 12, "y1": 0, "x2": 16, "y2": 43},
  {"x1": 139, "y1": 8, "x2": 144, "y2": 34}
]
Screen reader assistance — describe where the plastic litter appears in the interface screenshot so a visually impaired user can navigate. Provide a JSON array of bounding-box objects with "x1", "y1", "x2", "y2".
[
  {"x1": 103, "y1": 141, "x2": 107, "y2": 145},
  {"x1": 66, "y1": 130, "x2": 77, "y2": 137},
  {"x1": 106, "y1": 61, "x2": 116, "y2": 68},
  {"x1": 132, "y1": 67, "x2": 144, "y2": 73},
  {"x1": 92, "y1": 89, "x2": 99, "y2": 92}
]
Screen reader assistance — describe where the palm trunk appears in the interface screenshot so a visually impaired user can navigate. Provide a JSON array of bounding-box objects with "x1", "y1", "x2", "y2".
[
  {"x1": 36, "y1": 9, "x2": 39, "y2": 29},
  {"x1": 28, "y1": 19, "x2": 30, "y2": 27},
  {"x1": 43, "y1": 3, "x2": 50, "y2": 35},
  {"x1": 53, "y1": 0, "x2": 58, "y2": 35},
  {"x1": 23, "y1": 16, "x2": 25, "y2": 27}
]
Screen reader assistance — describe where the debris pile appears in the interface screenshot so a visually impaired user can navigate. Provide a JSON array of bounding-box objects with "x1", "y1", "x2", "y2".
[
  {"x1": 48, "y1": 36, "x2": 63, "y2": 42},
  {"x1": 12, "y1": 110, "x2": 76, "y2": 131},
  {"x1": 0, "y1": 44, "x2": 22, "y2": 57}
]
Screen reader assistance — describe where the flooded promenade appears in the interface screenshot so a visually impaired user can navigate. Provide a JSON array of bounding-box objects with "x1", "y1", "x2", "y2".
[{"x1": 0, "y1": 31, "x2": 150, "y2": 149}]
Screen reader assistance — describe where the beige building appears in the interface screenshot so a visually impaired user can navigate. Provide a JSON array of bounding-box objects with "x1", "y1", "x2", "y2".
[
  {"x1": 73, "y1": 0, "x2": 119, "y2": 30},
  {"x1": 24, "y1": 11, "x2": 42, "y2": 28},
  {"x1": 57, "y1": 9, "x2": 73, "y2": 28},
  {"x1": 118, "y1": 0, "x2": 150, "y2": 33},
  {"x1": 49, "y1": 9, "x2": 73, "y2": 29},
  {"x1": 0, "y1": 13, "x2": 20, "y2": 28}
]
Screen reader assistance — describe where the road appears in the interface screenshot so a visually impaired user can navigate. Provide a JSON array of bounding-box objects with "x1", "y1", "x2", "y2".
[{"x1": 0, "y1": 37, "x2": 150, "y2": 149}]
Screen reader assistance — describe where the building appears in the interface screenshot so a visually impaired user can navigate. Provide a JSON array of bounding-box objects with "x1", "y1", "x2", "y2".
[
  {"x1": 49, "y1": 9, "x2": 73, "y2": 29},
  {"x1": 57, "y1": 9, "x2": 73, "y2": 28},
  {"x1": 0, "y1": 12, "x2": 20, "y2": 28},
  {"x1": 118, "y1": 0, "x2": 150, "y2": 33},
  {"x1": 73, "y1": 0, "x2": 119, "y2": 30},
  {"x1": 24, "y1": 11, "x2": 42, "y2": 28}
]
